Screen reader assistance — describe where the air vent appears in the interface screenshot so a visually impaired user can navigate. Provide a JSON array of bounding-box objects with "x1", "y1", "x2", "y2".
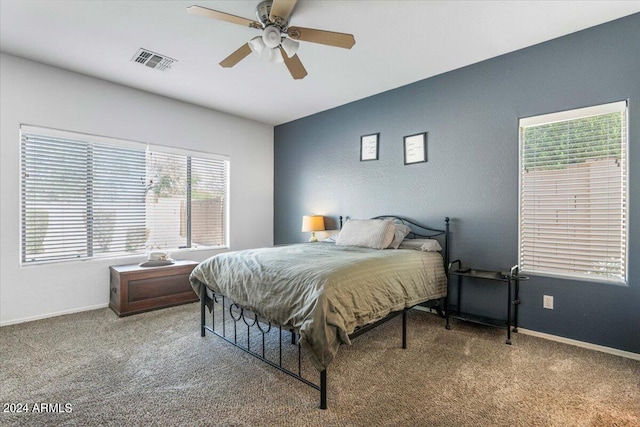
[{"x1": 131, "y1": 48, "x2": 177, "y2": 71}]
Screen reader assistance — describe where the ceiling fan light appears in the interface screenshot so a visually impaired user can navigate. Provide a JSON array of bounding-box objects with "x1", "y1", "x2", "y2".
[
  {"x1": 267, "y1": 47, "x2": 284, "y2": 64},
  {"x1": 248, "y1": 36, "x2": 265, "y2": 55},
  {"x1": 281, "y1": 37, "x2": 299, "y2": 57},
  {"x1": 262, "y1": 25, "x2": 282, "y2": 49}
]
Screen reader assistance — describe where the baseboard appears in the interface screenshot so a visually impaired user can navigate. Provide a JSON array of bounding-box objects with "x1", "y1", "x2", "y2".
[
  {"x1": 516, "y1": 328, "x2": 640, "y2": 361},
  {"x1": 411, "y1": 306, "x2": 639, "y2": 361},
  {"x1": 0, "y1": 303, "x2": 109, "y2": 327}
]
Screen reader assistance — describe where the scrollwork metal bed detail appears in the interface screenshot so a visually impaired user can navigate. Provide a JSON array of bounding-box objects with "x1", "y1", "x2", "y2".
[{"x1": 194, "y1": 216, "x2": 450, "y2": 409}]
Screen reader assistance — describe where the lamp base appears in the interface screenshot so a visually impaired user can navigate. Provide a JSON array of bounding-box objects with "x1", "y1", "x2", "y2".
[{"x1": 308, "y1": 232, "x2": 318, "y2": 243}]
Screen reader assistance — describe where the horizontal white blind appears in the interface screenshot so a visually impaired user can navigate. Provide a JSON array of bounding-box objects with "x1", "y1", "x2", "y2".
[
  {"x1": 21, "y1": 134, "x2": 147, "y2": 262},
  {"x1": 21, "y1": 127, "x2": 229, "y2": 264},
  {"x1": 145, "y1": 149, "x2": 188, "y2": 250},
  {"x1": 519, "y1": 101, "x2": 627, "y2": 283},
  {"x1": 190, "y1": 157, "x2": 228, "y2": 247}
]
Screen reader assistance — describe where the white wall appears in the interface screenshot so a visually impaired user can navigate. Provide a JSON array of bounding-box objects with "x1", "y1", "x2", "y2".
[{"x1": 0, "y1": 53, "x2": 274, "y2": 325}]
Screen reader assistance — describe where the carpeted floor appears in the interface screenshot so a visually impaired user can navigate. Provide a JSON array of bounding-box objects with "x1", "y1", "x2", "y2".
[{"x1": 1, "y1": 303, "x2": 638, "y2": 426}]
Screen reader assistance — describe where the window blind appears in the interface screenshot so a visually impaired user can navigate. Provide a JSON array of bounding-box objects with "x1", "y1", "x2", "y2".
[
  {"x1": 519, "y1": 101, "x2": 627, "y2": 283},
  {"x1": 145, "y1": 149, "x2": 188, "y2": 250},
  {"x1": 190, "y1": 157, "x2": 228, "y2": 247},
  {"x1": 20, "y1": 126, "x2": 229, "y2": 264}
]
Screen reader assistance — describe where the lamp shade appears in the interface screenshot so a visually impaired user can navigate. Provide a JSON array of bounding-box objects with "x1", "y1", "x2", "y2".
[{"x1": 301, "y1": 215, "x2": 325, "y2": 232}]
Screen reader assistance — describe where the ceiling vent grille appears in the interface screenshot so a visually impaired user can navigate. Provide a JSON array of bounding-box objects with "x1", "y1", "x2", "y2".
[{"x1": 131, "y1": 48, "x2": 177, "y2": 71}]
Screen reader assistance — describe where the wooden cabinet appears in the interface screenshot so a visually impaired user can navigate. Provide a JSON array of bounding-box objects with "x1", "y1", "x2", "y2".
[{"x1": 109, "y1": 260, "x2": 199, "y2": 316}]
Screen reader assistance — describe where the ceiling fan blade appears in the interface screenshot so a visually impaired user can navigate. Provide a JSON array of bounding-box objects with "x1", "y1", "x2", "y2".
[
  {"x1": 287, "y1": 26, "x2": 355, "y2": 49},
  {"x1": 187, "y1": 5, "x2": 261, "y2": 29},
  {"x1": 220, "y1": 43, "x2": 252, "y2": 68},
  {"x1": 269, "y1": 0, "x2": 297, "y2": 24},
  {"x1": 280, "y1": 47, "x2": 307, "y2": 80}
]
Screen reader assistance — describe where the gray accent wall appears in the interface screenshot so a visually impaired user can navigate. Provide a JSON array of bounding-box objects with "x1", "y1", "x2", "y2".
[{"x1": 274, "y1": 14, "x2": 640, "y2": 354}]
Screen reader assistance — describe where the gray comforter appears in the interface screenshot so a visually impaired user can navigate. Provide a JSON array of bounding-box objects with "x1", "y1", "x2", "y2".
[{"x1": 190, "y1": 242, "x2": 447, "y2": 371}]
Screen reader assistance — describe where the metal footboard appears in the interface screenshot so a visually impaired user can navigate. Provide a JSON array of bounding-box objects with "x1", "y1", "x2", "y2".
[
  {"x1": 200, "y1": 288, "x2": 328, "y2": 408},
  {"x1": 199, "y1": 287, "x2": 419, "y2": 409}
]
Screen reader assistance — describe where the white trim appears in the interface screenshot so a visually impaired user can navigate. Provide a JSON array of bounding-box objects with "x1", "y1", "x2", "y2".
[
  {"x1": 518, "y1": 270, "x2": 628, "y2": 287},
  {"x1": 412, "y1": 305, "x2": 436, "y2": 314},
  {"x1": 0, "y1": 303, "x2": 108, "y2": 327},
  {"x1": 518, "y1": 327, "x2": 640, "y2": 361}
]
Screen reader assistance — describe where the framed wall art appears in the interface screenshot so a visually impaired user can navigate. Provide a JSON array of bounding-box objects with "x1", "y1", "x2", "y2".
[
  {"x1": 360, "y1": 133, "x2": 379, "y2": 161},
  {"x1": 403, "y1": 132, "x2": 427, "y2": 165}
]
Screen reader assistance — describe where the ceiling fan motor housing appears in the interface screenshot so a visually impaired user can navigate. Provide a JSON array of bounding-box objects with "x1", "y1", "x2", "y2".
[
  {"x1": 257, "y1": 0, "x2": 290, "y2": 29},
  {"x1": 256, "y1": 1, "x2": 276, "y2": 26}
]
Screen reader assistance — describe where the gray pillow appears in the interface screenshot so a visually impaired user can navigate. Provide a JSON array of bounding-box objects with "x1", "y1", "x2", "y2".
[{"x1": 388, "y1": 223, "x2": 412, "y2": 249}]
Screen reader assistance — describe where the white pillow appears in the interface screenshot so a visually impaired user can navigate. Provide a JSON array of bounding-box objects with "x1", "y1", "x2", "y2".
[
  {"x1": 336, "y1": 219, "x2": 396, "y2": 249},
  {"x1": 398, "y1": 238, "x2": 442, "y2": 252},
  {"x1": 322, "y1": 234, "x2": 339, "y2": 243},
  {"x1": 388, "y1": 223, "x2": 412, "y2": 249}
]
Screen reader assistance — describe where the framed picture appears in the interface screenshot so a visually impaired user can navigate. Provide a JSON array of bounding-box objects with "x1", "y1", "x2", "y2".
[
  {"x1": 403, "y1": 132, "x2": 427, "y2": 165},
  {"x1": 360, "y1": 133, "x2": 379, "y2": 161}
]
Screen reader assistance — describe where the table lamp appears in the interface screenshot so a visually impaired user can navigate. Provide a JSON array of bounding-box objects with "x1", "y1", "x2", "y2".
[{"x1": 301, "y1": 215, "x2": 325, "y2": 242}]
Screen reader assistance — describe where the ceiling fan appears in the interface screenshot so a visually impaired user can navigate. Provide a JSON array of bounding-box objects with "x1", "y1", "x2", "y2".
[{"x1": 187, "y1": 0, "x2": 356, "y2": 80}]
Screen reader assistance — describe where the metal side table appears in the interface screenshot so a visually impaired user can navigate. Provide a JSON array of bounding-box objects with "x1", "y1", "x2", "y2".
[{"x1": 447, "y1": 261, "x2": 528, "y2": 344}]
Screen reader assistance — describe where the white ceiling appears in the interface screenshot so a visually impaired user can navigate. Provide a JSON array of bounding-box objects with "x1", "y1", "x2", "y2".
[{"x1": 1, "y1": 1, "x2": 639, "y2": 125}]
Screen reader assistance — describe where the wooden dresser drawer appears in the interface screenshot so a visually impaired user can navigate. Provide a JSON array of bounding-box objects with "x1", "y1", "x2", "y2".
[{"x1": 109, "y1": 260, "x2": 199, "y2": 316}]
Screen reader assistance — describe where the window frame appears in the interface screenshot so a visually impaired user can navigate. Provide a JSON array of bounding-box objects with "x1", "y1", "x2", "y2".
[
  {"x1": 19, "y1": 124, "x2": 230, "y2": 265},
  {"x1": 517, "y1": 100, "x2": 628, "y2": 285}
]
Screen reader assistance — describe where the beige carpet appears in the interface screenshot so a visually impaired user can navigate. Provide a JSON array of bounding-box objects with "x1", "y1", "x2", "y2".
[{"x1": 1, "y1": 303, "x2": 638, "y2": 426}]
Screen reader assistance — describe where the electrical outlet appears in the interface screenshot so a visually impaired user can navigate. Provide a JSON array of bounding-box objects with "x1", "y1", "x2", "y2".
[{"x1": 543, "y1": 295, "x2": 554, "y2": 310}]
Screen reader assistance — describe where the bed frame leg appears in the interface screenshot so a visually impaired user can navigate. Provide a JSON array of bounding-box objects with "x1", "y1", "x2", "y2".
[
  {"x1": 445, "y1": 296, "x2": 451, "y2": 330},
  {"x1": 402, "y1": 308, "x2": 408, "y2": 349},
  {"x1": 320, "y1": 369, "x2": 327, "y2": 410},
  {"x1": 200, "y1": 288, "x2": 206, "y2": 337}
]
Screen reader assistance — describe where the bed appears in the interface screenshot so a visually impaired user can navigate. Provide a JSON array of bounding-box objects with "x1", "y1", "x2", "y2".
[{"x1": 190, "y1": 215, "x2": 450, "y2": 409}]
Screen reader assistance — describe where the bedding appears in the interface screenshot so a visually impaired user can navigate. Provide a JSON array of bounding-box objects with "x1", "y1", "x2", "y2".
[{"x1": 190, "y1": 242, "x2": 447, "y2": 371}]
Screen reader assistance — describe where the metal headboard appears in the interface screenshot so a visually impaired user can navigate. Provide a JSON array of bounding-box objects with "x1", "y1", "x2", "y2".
[{"x1": 338, "y1": 215, "x2": 451, "y2": 272}]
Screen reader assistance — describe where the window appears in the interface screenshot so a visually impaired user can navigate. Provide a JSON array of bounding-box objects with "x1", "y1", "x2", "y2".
[
  {"x1": 20, "y1": 126, "x2": 229, "y2": 264},
  {"x1": 519, "y1": 101, "x2": 627, "y2": 283}
]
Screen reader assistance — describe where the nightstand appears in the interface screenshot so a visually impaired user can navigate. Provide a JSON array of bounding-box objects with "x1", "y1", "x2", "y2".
[{"x1": 446, "y1": 260, "x2": 527, "y2": 344}]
